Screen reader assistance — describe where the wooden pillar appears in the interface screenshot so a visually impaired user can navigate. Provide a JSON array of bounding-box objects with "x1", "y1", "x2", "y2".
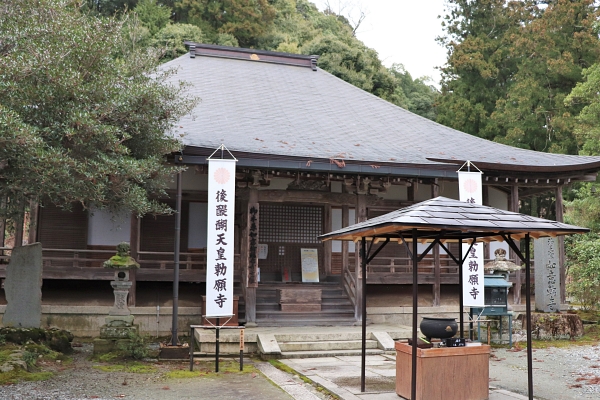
[
  {"x1": 355, "y1": 193, "x2": 367, "y2": 320},
  {"x1": 323, "y1": 204, "x2": 332, "y2": 279},
  {"x1": 555, "y1": 185, "x2": 566, "y2": 304},
  {"x1": 128, "y1": 213, "x2": 140, "y2": 307},
  {"x1": 432, "y1": 180, "x2": 441, "y2": 306},
  {"x1": 482, "y1": 185, "x2": 489, "y2": 207},
  {"x1": 14, "y1": 212, "x2": 24, "y2": 248},
  {"x1": 482, "y1": 186, "x2": 491, "y2": 262},
  {"x1": 341, "y1": 205, "x2": 349, "y2": 277},
  {"x1": 27, "y1": 200, "x2": 39, "y2": 244},
  {"x1": 0, "y1": 198, "x2": 5, "y2": 249},
  {"x1": 245, "y1": 188, "x2": 258, "y2": 326},
  {"x1": 510, "y1": 185, "x2": 521, "y2": 304},
  {"x1": 407, "y1": 182, "x2": 415, "y2": 202}
]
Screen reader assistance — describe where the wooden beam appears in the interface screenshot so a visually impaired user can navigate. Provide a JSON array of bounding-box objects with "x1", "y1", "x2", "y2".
[
  {"x1": 556, "y1": 185, "x2": 566, "y2": 304},
  {"x1": 257, "y1": 190, "x2": 357, "y2": 206}
]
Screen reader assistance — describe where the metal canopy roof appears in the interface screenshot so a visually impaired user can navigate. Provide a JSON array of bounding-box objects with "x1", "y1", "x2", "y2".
[
  {"x1": 320, "y1": 196, "x2": 589, "y2": 242},
  {"x1": 322, "y1": 196, "x2": 586, "y2": 399}
]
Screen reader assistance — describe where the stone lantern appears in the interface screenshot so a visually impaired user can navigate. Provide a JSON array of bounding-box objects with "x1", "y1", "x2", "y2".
[{"x1": 94, "y1": 242, "x2": 140, "y2": 354}]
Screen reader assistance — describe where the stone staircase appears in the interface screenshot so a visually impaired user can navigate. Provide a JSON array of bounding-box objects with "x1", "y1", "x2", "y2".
[
  {"x1": 192, "y1": 326, "x2": 412, "y2": 359},
  {"x1": 255, "y1": 282, "x2": 356, "y2": 326},
  {"x1": 257, "y1": 330, "x2": 403, "y2": 359}
]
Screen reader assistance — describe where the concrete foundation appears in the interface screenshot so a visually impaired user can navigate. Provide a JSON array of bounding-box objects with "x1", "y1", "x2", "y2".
[{"x1": 0, "y1": 305, "x2": 202, "y2": 337}]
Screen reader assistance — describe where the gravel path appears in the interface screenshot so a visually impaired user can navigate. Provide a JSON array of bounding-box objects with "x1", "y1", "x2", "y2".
[{"x1": 490, "y1": 344, "x2": 600, "y2": 399}]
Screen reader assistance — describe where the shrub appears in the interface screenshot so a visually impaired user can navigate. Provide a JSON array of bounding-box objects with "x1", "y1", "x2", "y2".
[
  {"x1": 118, "y1": 332, "x2": 149, "y2": 360},
  {"x1": 566, "y1": 234, "x2": 600, "y2": 310}
]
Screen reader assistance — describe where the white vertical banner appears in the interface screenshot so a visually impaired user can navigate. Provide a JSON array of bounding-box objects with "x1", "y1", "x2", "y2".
[
  {"x1": 458, "y1": 170, "x2": 485, "y2": 307},
  {"x1": 205, "y1": 158, "x2": 237, "y2": 317}
]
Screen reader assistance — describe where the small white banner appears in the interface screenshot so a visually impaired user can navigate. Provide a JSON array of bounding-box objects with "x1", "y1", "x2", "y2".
[
  {"x1": 458, "y1": 170, "x2": 484, "y2": 307},
  {"x1": 205, "y1": 158, "x2": 237, "y2": 317}
]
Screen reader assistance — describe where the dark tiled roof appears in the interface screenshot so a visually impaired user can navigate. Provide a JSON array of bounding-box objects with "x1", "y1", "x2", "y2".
[
  {"x1": 319, "y1": 197, "x2": 588, "y2": 242},
  {"x1": 161, "y1": 47, "x2": 600, "y2": 174}
]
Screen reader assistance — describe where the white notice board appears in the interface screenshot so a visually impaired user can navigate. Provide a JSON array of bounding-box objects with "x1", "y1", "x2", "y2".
[{"x1": 300, "y1": 248, "x2": 319, "y2": 283}]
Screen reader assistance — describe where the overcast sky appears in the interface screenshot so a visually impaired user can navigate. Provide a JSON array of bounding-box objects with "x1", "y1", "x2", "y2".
[{"x1": 314, "y1": 0, "x2": 448, "y2": 85}]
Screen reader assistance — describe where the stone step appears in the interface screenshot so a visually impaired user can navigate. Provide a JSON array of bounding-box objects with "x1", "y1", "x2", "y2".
[
  {"x1": 255, "y1": 299, "x2": 350, "y2": 308},
  {"x1": 274, "y1": 332, "x2": 368, "y2": 342},
  {"x1": 256, "y1": 310, "x2": 355, "y2": 318},
  {"x1": 279, "y1": 348, "x2": 385, "y2": 359},
  {"x1": 255, "y1": 317, "x2": 357, "y2": 327},
  {"x1": 256, "y1": 290, "x2": 346, "y2": 298},
  {"x1": 278, "y1": 339, "x2": 378, "y2": 352}
]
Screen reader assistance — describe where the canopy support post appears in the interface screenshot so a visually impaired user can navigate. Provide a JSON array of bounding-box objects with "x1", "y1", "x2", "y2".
[
  {"x1": 458, "y1": 238, "x2": 464, "y2": 338},
  {"x1": 525, "y1": 233, "x2": 533, "y2": 399},
  {"x1": 411, "y1": 228, "x2": 418, "y2": 400},
  {"x1": 360, "y1": 237, "x2": 367, "y2": 392}
]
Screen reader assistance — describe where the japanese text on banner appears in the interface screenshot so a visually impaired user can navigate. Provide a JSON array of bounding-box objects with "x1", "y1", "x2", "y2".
[
  {"x1": 205, "y1": 159, "x2": 236, "y2": 317},
  {"x1": 458, "y1": 170, "x2": 484, "y2": 307}
]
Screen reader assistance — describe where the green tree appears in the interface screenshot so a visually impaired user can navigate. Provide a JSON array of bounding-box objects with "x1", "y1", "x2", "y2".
[
  {"x1": 437, "y1": 0, "x2": 600, "y2": 153},
  {"x1": 388, "y1": 64, "x2": 438, "y2": 121},
  {"x1": 175, "y1": 0, "x2": 276, "y2": 47},
  {"x1": 134, "y1": 0, "x2": 172, "y2": 35},
  {"x1": 0, "y1": 0, "x2": 197, "y2": 224},
  {"x1": 566, "y1": 62, "x2": 600, "y2": 156},
  {"x1": 152, "y1": 23, "x2": 204, "y2": 60},
  {"x1": 436, "y1": 0, "x2": 534, "y2": 140},
  {"x1": 491, "y1": 0, "x2": 600, "y2": 153}
]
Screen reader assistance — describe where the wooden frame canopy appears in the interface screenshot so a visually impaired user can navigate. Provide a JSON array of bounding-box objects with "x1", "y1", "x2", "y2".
[{"x1": 319, "y1": 196, "x2": 589, "y2": 400}]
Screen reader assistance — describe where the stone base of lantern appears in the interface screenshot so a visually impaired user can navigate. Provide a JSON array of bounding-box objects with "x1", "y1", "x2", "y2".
[{"x1": 93, "y1": 323, "x2": 139, "y2": 355}]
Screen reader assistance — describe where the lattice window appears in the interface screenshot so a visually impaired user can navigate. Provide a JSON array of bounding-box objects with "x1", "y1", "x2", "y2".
[{"x1": 260, "y1": 204, "x2": 323, "y2": 244}]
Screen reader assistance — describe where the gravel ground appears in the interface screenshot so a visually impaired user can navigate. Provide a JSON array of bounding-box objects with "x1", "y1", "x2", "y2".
[
  {"x1": 490, "y1": 344, "x2": 600, "y2": 399},
  {"x1": 2, "y1": 340, "x2": 600, "y2": 399},
  {"x1": 0, "y1": 344, "x2": 297, "y2": 400}
]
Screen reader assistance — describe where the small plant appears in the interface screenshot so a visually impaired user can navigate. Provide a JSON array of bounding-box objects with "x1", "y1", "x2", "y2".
[
  {"x1": 0, "y1": 334, "x2": 6, "y2": 346},
  {"x1": 118, "y1": 332, "x2": 149, "y2": 360},
  {"x1": 22, "y1": 350, "x2": 38, "y2": 370}
]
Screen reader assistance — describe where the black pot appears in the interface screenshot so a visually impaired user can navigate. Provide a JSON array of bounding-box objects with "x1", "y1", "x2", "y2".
[{"x1": 419, "y1": 317, "x2": 458, "y2": 341}]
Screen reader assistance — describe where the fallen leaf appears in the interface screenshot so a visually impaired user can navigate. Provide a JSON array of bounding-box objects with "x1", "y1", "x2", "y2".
[{"x1": 162, "y1": 386, "x2": 170, "y2": 390}]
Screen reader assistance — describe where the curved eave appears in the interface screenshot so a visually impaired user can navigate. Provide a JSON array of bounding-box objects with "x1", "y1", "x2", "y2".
[{"x1": 427, "y1": 157, "x2": 600, "y2": 174}]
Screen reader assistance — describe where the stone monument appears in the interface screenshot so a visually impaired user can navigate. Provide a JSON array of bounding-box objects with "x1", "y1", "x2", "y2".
[
  {"x1": 534, "y1": 237, "x2": 560, "y2": 312},
  {"x1": 2, "y1": 243, "x2": 43, "y2": 328},
  {"x1": 93, "y1": 242, "x2": 140, "y2": 354}
]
